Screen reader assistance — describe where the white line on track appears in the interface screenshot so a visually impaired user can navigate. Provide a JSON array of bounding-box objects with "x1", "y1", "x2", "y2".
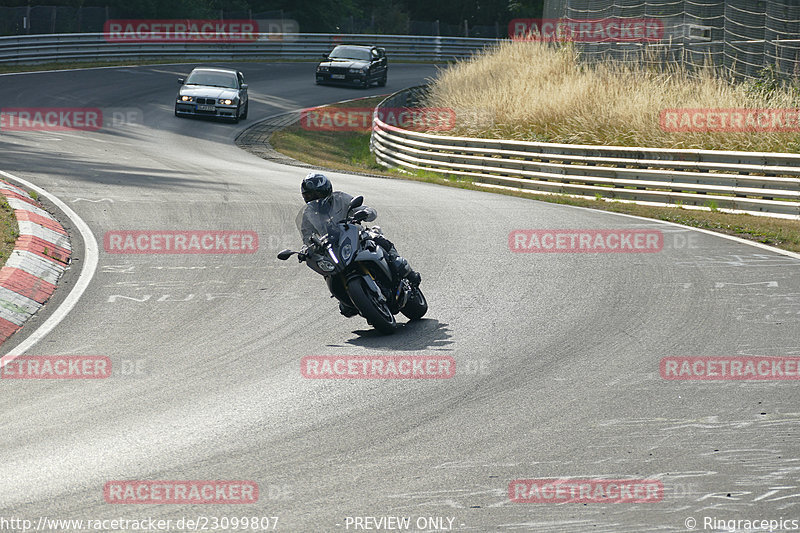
[
  {"x1": 469, "y1": 182, "x2": 800, "y2": 260},
  {"x1": 554, "y1": 194, "x2": 800, "y2": 260},
  {"x1": 0, "y1": 169, "x2": 99, "y2": 358}
]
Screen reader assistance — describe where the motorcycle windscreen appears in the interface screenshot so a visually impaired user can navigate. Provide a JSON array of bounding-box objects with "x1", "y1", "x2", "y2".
[{"x1": 296, "y1": 191, "x2": 354, "y2": 243}]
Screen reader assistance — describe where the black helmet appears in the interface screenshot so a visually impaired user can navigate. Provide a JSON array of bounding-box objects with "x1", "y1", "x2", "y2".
[{"x1": 301, "y1": 172, "x2": 333, "y2": 203}]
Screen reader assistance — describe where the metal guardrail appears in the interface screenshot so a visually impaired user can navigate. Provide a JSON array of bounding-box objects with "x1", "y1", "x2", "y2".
[
  {"x1": 0, "y1": 32, "x2": 498, "y2": 64},
  {"x1": 370, "y1": 87, "x2": 800, "y2": 219}
]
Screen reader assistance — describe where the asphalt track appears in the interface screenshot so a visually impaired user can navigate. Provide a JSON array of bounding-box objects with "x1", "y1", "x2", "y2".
[{"x1": 1, "y1": 61, "x2": 800, "y2": 532}]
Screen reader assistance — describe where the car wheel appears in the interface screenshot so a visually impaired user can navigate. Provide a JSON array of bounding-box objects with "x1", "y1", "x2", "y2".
[
  {"x1": 230, "y1": 105, "x2": 240, "y2": 124},
  {"x1": 360, "y1": 77, "x2": 369, "y2": 89},
  {"x1": 241, "y1": 101, "x2": 248, "y2": 120},
  {"x1": 174, "y1": 106, "x2": 180, "y2": 117},
  {"x1": 377, "y1": 74, "x2": 387, "y2": 87}
]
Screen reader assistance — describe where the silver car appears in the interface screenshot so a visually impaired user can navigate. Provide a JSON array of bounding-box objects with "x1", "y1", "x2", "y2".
[{"x1": 174, "y1": 67, "x2": 249, "y2": 123}]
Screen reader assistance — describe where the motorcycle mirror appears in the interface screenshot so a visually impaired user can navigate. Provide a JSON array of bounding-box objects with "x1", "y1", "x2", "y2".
[
  {"x1": 277, "y1": 249, "x2": 294, "y2": 260},
  {"x1": 349, "y1": 195, "x2": 364, "y2": 210}
]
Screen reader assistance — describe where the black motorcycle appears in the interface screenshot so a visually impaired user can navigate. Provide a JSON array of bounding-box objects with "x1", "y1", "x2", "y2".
[{"x1": 278, "y1": 195, "x2": 427, "y2": 334}]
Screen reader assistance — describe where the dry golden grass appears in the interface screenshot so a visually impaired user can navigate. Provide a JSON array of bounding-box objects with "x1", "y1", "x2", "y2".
[{"x1": 423, "y1": 40, "x2": 800, "y2": 152}]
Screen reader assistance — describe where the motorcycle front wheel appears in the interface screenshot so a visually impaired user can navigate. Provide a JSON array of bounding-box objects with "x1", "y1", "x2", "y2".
[
  {"x1": 400, "y1": 285, "x2": 428, "y2": 321},
  {"x1": 348, "y1": 278, "x2": 397, "y2": 334}
]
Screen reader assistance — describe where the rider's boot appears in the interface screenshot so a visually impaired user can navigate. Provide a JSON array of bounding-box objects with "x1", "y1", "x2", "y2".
[
  {"x1": 385, "y1": 247, "x2": 421, "y2": 286},
  {"x1": 339, "y1": 301, "x2": 359, "y2": 317}
]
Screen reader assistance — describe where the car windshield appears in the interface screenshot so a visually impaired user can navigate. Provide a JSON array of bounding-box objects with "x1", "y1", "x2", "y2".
[
  {"x1": 185, "y1": 71, "x2": 238, "y2": 88},
  {"x1": 328, "y1": 46, "x2": 371, "y2": 61},
  {"x1": 296, "y1": 192, "x2": 353, "y2": 243}
]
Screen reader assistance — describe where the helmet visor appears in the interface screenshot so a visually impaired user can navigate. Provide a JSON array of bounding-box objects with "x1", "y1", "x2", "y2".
[{"x1": 303, "y1": 189, "x2": 330, "y2": 203}]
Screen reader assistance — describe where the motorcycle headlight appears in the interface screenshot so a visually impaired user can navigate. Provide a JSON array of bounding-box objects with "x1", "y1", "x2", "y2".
[
  {"x1": 317, "y1": 259, "x2": 336, "y2": 272},
  {"x1": 341, "y1": 242, "x2": 352, "y2": 261}
]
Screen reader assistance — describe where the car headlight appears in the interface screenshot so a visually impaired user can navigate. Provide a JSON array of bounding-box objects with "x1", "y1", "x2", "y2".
[
  {"x1": 318, "y1": 66, "x2": 329, "y2": 72},
  {"x1": 180, "y1": 96, "x2": 193, "y2": 102},
  {"x1": 348, "y1": 68, "x2": 362, "y2": 74},
  {"x1": 219, "y1": 99, "x2": 233, "y2": 105},
  {"x1": 317, "y1": 259, "x2": 336, "y2": 272}
]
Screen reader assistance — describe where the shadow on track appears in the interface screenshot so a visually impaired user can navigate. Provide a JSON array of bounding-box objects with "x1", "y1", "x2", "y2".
[{"x1": 337, "y1": 318, "x2": 454, "y2": 351}]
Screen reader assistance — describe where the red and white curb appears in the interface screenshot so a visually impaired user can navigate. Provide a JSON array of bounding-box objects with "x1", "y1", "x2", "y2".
[{"x1": 0, "y1": 180, "x2": 70, "y2": 344}]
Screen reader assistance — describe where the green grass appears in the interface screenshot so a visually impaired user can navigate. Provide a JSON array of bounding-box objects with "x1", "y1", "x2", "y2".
[
  {"x1": 270, "y1": 96, "x2": 387, "y2": 174},
  {"x1": 272, "y1": 128, "x2": 384, "y2": 173},
  {"x1": 270, "y1": 96, "x2": 800, "y2": 254},
  {"x1": 0, "y1": 197, "x2": 19, "y2": 267}
]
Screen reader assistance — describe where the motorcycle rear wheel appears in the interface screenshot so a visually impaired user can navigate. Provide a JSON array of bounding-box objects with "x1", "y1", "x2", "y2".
[{"x1": 348, "y1": 278, "x2": 397, "y2": 334}]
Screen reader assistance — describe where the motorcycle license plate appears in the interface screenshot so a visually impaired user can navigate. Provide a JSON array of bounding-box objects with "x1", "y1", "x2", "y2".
[{"x1": 197, "y1": 105, "x2": 215, "y2": 111}]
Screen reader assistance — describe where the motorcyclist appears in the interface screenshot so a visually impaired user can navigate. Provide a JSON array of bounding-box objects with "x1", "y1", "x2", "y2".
[{"x1": 298, "y1": 172, "x2": 421, "y2": 317}]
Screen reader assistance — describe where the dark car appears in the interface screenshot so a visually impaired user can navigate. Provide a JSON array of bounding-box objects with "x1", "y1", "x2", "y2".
[
  {"x1": 174, "y1": 67, "x2": 249, "y2": 123},
  {"x1": 315, "y1": 45, "x2": 388, "y2": 89}
]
